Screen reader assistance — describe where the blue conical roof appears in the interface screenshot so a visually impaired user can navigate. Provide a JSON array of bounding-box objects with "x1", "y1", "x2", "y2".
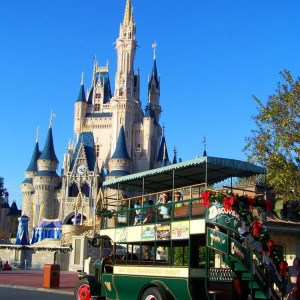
[
  {"x1": 39, "y1": 127, "x2": 58, "y2": 162},
  {"x1": 148, "y1": 57, "x2": 159, "y2": 89},
  {"x1": 76, "y1": 83, "x2": 86, "y2": 102},
  {"x1": 26, "y1": 141, "x2": 40, "y2": 172},
  {"x1": 157, "y1": 136, "x2": 169, "y2": 163},
  {"x1": 111, "y1": 125, "x2": 131, "y2": 160},
  {"x1": 144, "y1": 104, "x2": 157, "y2": 124}
]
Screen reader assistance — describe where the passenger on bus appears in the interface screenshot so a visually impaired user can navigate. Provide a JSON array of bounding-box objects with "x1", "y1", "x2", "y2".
[
  {"x1": 143, "y1": 199, "x2": 155, "y2": 224},
  {"x1": 120, "y1": 194, "x2": 128, "y2": 210},
  {"x1": 174, "y1": 191, "x2": 183, "y2": 207},
  {"x1": 158, "y1": 192, "x2": 172, "y2": 219},
  {"x1": 134, "y1": 197, "x2": 146, "y2": 225}
]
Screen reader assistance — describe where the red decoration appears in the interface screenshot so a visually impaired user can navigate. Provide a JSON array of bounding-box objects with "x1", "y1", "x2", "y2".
[
  {"x1": 279, "y1": 261, "x2": 288, "y2": 278},
  {"x1": 253, "y1": 219, "x2": 262, "y2": 237},
  {"x1": 267, "y1": 240, "x2": 275, "y2": 256},
  {"x1": 264, "y1": 200, "x2": 272, "y2": 212},
  {"x1": 248, "y1": 196, "x2": 256, "y2": 209},
  {"x1": 201, "y1": 191, "x2": 211, "y2": 207}
]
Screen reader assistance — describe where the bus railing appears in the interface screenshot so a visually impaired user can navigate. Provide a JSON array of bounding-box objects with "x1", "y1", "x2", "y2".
[{"x1": 100, "y1": 198, "x2": 206, "y2": 229}]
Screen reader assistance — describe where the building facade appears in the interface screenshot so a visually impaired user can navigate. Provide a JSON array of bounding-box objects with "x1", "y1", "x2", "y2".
[{"x1": 21, "y1": 0, "x2": 172, "y2": 237}]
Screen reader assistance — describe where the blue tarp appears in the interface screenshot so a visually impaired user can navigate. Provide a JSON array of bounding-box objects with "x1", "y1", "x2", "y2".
[
  {"x1": 15, "y1": 215, "x2": 30, "y2": 245},
  {"x1": 31, "y1": 218, "x2": 62, "y2": 244}
]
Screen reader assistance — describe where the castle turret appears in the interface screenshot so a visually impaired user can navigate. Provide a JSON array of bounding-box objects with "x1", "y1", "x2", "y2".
[
  {"x1": 107, "y1": 125, "x2": 131, "y2": 180},
  {"x1": 21, "y1": 128, "x2": 40, "y2": 237},
  {"x1": 156, "y1": 126, "x2": 170, "y2": 167},
  {"x1": 148, "y1": 45, "x2": 161, "y2": 123},
  {"x1": 33, "y1": 120, "x2": 60, "y2": 223},
  {"x1": 74, "y1": 73, "x2": 87, "y2": 138}
]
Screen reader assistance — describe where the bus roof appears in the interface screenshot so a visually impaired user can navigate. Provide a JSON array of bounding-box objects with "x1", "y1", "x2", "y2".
[{"x1": 102, "y1": 156, "x2": 266, "y2": 193}]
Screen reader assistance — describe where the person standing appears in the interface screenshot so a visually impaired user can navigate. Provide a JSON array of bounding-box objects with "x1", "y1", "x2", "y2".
[
  {"x1": 293, "y1": 272, "x2": 300, "y2": 300},
  {"x1": 0, "y1": 258, "x2": 3, "y2": 270},
  {"x1": 288, "y1": 258, "x2": 300, "y2": 299}
]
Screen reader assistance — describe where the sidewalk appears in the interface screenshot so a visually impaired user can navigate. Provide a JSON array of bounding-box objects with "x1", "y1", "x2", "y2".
[{"x1": 0, "y1": 269, "x2": 80, "y2": 295}]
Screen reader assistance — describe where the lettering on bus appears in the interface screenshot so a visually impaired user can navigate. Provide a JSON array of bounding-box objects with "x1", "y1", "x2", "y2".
[
  {"x1": 208, "y1": 205, "x2": 241, "y2": 221},
  {"x1": 114, "y1": 266, "x2": 188, "y2": 278},
  {"x1": 210, "y1": 233, "x2": 221, "y2": 244},
  {"x1": 208, "y1": 205, "x2": 242, "y2": 234},
  {"x1": 230, "y1": 242, "x2": 245, "y2": 260},
  {"x1": 207, "y1": 228, "x2": 228, "y2": 253}
]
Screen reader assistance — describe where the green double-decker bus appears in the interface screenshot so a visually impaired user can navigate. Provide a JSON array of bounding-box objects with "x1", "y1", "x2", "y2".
[{"x1": 74, "y1": 156, "x2": 286, "y2": 300}]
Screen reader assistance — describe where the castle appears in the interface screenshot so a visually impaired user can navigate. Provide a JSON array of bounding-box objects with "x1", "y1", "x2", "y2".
[{"x1": 20, "y1": 0, "x2": 174, "y2": 238}]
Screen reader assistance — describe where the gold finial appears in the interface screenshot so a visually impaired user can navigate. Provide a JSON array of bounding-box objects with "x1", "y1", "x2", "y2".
[{"x1": 123, "y1": 0, "x2": 133, "y2": 26}]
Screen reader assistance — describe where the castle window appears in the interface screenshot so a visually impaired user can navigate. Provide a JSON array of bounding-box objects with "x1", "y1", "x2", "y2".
[
  {"x1": 96, "y1": 145, "x2": 100, "y2": 157},
  {"x1": 95, "y1": 104, "x2": 100, "y2": 111}
]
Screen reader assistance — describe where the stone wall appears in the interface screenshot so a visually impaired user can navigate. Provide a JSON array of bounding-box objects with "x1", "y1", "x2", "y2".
[{"x1": 0, "y1": 246, "x2": 70, "y2": 271}]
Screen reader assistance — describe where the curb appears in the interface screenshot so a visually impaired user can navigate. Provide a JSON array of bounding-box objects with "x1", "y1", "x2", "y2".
[{"x1": 0, "y1": 283, "x2": 73, "y2": 295}]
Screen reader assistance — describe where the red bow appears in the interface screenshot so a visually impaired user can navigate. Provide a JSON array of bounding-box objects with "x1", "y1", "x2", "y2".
[
  {"x1": 253, "y1": 219, "x2": 262, "y2": 237},
  {"x1": 268, "y1": 240, "x2": 275, "y2": 256},
  {"x1": 279, "y1": 261, "x2": 288, "y2": 278},
  {"x1": 248, "y1": 196, "x2": 256, "y2": 209},
  {"x1": 264, "y1": 200, "x2": 272, "y2": 212},
  {"x1": 223, "y1": 196, "x2": 235, "y2": 211},
  {"x1": 201, "y1": 191, "x2": 211, "y2": 207}
]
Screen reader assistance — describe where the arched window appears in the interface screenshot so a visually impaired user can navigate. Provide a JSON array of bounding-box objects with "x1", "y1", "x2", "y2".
[
  {"x1": 82, "y1": 183, "x2": 90, "y2": 197},
  {"x1": 69, "y1": 183, "x2": 79, "y2": 197}
]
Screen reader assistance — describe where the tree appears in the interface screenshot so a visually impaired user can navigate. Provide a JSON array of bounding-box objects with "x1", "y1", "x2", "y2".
[
  {"x1": 0, "y1": 176, "x2": 7, "y2": 199},
  {"x1": 244, "y1": 69, "x2": 300, "y2": 201}
]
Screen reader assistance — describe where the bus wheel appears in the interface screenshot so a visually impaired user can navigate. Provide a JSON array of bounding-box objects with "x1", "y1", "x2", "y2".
[
  {"x1": 75, "y1": 278, "x2": 91, "y2": 300},
  {"x1": 141, "y1": 287, "x2": 164, "y2": 300}
]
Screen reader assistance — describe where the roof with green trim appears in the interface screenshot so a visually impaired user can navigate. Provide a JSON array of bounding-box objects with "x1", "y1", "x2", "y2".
[{"x1": 103, "y1": 156, "x2": 266, "y2": 193}]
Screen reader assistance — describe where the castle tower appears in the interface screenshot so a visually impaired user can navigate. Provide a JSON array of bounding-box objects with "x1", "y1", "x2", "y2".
[
  {"x1": 110, "y1": 0, "x2": 144, "y2": 169},
  {"x1": 148, "y1": 44, "x2": 161, "y2": 123},
  {"x1": 33, "y1": 119, "x2": 60, "y2": 224},
  {"x1": 21, "y1": 128, "x2": 40, "y2": 236}
]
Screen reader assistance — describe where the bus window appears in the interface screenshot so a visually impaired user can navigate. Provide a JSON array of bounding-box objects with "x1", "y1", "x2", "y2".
[
  {"x1": 156, "y1": 241, "x2": 170, "y2": 262},
  {"x1": 173, "y1": 242, "x2": 189, "y2": 266}
]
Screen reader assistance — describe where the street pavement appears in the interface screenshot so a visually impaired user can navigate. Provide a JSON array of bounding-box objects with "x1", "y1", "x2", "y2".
[
  {"x1": 0, "y1": 287, "x2": 74, "y2": 300},
  {"x1": 0, "y1": 269, "x2": 79, "y2": 295}
]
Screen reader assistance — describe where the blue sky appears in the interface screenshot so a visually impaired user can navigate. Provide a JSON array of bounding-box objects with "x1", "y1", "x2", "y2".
[{"x1": 1, "y1": 0, "x2": 300, "y2": 209}]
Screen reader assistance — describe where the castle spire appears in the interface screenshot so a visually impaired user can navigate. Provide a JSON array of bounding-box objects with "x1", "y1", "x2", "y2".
[
  {"x1": 76, "y1": 72, "x2": 86, "y2": 103},
  {"x1": 111, "y1": 125, "x2": 130, "y2": 160},
  {"x1": 36, "y1": 126, "x2": 39, "y2": 143},
  {"x1": 39, "y1": 126, "x2": 58, "y2": 162},
  {"x1": 49, "y1": 110, "x2": 55, "y2": 128},
  {"x1": 203, "y1": 135, "x2": 207, "y2": 157},
  {"x1": 123, "y1": 0, "x2": 133, "y2": 26}
]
